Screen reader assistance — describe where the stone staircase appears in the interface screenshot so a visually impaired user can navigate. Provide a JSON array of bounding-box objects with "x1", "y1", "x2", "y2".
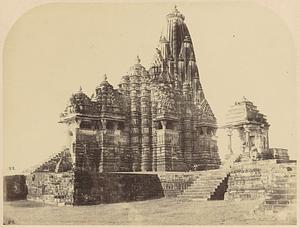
[
  {"x1": 178, "y1": 168, "x2": 229, "y2": 201},
  {"x1": 177, "y1": 151, "x2": 242, "y2": 201},
  {"x1": 27, "y1": 149, "x2": 72, "y2": 173}
]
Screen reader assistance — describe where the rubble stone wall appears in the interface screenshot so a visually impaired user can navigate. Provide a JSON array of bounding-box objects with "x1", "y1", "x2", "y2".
[
  {"x1": 26, "y1": 172, "x2": 74, "y2": 205},
  {"x1": 225, "y1": 160, "x2": 297, "y2": 204}
]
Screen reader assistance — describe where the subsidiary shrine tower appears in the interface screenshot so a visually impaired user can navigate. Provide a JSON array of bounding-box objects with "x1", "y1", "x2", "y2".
[{"x1": 59, "y1": 7, "x2": 221, "y2": 172}]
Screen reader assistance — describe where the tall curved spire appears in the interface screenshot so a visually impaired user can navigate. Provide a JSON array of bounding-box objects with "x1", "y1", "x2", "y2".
[
  {"x1": 149, "y1": 6, "x2": 202, "y2": 99},
  {"x1": 166, "y1": 6, "x2": 192, "y2": 60}
]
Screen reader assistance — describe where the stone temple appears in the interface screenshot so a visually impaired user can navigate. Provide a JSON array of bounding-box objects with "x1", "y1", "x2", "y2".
[
  {"x1": 5, "y1": 7, "x2": 295, "y2": 215},
  {"x1": 59, "y1": 6, "x2": 221, "y2": 173}
]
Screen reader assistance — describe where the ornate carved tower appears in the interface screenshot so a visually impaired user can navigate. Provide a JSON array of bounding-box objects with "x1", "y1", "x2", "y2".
[
  {"x1": 148, "y1": 7, "x2": 221, "y2": 171},
  {"x1": 60, "y1": 7, "x2": 221, "y2": 173}
]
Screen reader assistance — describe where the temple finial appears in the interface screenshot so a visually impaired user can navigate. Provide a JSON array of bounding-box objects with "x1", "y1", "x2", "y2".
[
  {"x1": 174, "y1": 5, "x2": 179, "y2": 13},
  {"x1": 167, "y1": 4, "x2": 184, "y2": 20},
  {"x1": 103, "y1": 74, "x2": 107, "y2": 81},
  {"x1": 136, "y1": 55, "x2": 141, "y2": 64},
  {"x1": 78, "y1": 86, "x2": 82, "y2": 93}
]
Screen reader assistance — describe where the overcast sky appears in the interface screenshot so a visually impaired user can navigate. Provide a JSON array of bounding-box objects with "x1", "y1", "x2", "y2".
[{"x1": 4, "y1": 2, "x2": 297, "y2": 174}]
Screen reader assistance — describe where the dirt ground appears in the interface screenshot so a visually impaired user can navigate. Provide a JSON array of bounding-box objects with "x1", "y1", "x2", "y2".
[{"x1": 3, "y1": 198, "x2": 297, "y2": 225}]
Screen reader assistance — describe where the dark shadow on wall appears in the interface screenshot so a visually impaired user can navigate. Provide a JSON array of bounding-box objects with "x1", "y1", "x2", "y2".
[
  {"x1": 73, "y1": 171, "x2": 165, "y2": 205},
  {"x1": 4, "y1": 175, "x2": 28, "y2": 201},
  {"x1": 210, "y1": 174, "x2": 229, "y2": 200}
]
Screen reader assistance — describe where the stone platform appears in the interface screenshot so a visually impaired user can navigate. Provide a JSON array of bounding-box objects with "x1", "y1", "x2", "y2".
[
  {"x1": 26, "y1": 171, "x2": 204, "y2": 205},
  {"x1": 24, "y1": 159, "x2": 298, "y2": 210}
]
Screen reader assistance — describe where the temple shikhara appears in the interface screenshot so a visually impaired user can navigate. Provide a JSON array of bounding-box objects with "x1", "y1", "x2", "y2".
[
  {"x1": 4, "y1": 7, "x2": 295, "y2": 218},
  {"x1": 59, "y1": 6, "x2": 220, "y2": 173}
]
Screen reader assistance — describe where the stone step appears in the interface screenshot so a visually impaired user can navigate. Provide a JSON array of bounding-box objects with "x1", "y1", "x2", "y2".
[
  {"x1": 197, "y1": 170, "x2": 227, "y2": 175},
  {"x1": 272, "y1": 183, "x2": 296, "y2": 188},
  {"x1": 266, "y1": 194, "x2": 296, "y2": 200},
  {"x1": 274, "y1": 174, "x2": 296, "y2": 179},
  {"x1": 188, "y1": 183, "x2": 221, "y2": 190},
  {"x1": 196, "y1": 181, "x2": 225, "y2": 186},
  {"x1": 177, "y1": 169, "x2": 227, "y2": 201},
  {"x1": 273, "y1": 177, "x2": 297, "y2": 182},
  {"x1": 184, "y1": 187, "x2": 216, "y2": 192},
  {"x1": 273, "y1": 171, "x2": 297, "y2": 175},
  {"x1": 194, "y1": 177, "x2": 225, "y2": 182},
  {"x1": 270, "y1": 188, "x2": 297, "y2": 194},
  {"x1": 265, "y1": 199, "x2": 292, "y2": 205},
  {"x1": 195, "y1": 176, "x2": 224, "y2": 180},
  {"x1": 190, "y1": 198, "x2": 208, "y2": 201},
  {"x1": 195, "y1": 176, "x2": 225, "y2": 181},
  {"x1": 181, "y1": 190, "x2": 212, "y2": 196},
  {"x1": 201, "y1": 170, "x2": 227, "y2": 174},
  {"x1": 198, "y1": 171, "x2": 227, "y2": 176},
  {"x1": 185, "y1": 187, "x2": 218, "y2": 194},
  {"x1": 262, "y1": 204, "x2": 296, "y2": 213},
  {"x1": 194, "y1": 180, "x2": 224, "y2": 185},
  {"x1": 179, "y1": 194, "x2": 210, "y2": 199},
  {"x1": 181, "y1": 188, "x2": 212, "y2": 193},
  {"x1": 187, "y1": 184, "x2": 218, "y2": 189},
  {"x1": 183, "y1": 191, "x2": 213, "y2": 196},
  {"x1": 181, "y1": 195, "x2": 211, "y2": 200}
]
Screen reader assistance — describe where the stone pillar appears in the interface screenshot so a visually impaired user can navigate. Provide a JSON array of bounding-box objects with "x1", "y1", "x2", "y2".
[
  {"x1": 161, "y1": 120, "x2": 167, "y2": 130},
  {"x1": 99, "y1": 132, "x2": 105, "y2": 172},
  {"x1": 101, "y1": 119, "x2": 107, "y2": 130},
  {"x1": 156, "y1": 127, "x2": 164, "y2": 171},
  {"x1": 129, "y1": 73, "x2": 141, "y2": 171},
  {"x1": 182, "y1": 83, "x2": 193, "y2": 170},
  {"x1": 151, "y1": 89, "x2": 158, "y2": 171},
  {"x1": 183, "y1": 118, "x2": 193, "y2": 169},
  {"x1": 227, "y1": 128, "x2": 233, "y2": 154},
  {"x1": 199, "y1": 126, "x2": 209, "y2": 170},
  {"x1": 99, "y1": 119, "x2": 106, "y2": 172},
  {"x1": 101, "y1": 86, "x2": 108, "y2": 113},
  {"x1": 265, "y1": 127, "x2": 269, "y2": 149},
  {"x1": 141, "y1": 78, "x2": 152, "y2": 171},
  {"x1": 243, "y1": 125, "x2": 251, "y2": 159},
  {"x1": 69, "y1": 120, "x2": 81, "y2": 167},
  {"x1": 113, "y1": 122, "x2": 118, "y2": 131}
]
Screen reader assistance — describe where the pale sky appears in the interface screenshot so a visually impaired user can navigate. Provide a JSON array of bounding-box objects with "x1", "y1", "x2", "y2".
[{"x1": 4, "y1": 2, "x2": 297, "y2": 174}]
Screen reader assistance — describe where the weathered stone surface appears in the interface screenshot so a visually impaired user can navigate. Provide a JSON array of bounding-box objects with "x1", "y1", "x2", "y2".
[{"x1": 225, "y1": 160, "x2": 297, "y2": 215}]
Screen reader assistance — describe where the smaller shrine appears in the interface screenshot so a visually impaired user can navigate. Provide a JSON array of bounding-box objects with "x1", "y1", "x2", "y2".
[{"x1": 223, "y1": 97, "x2": 289, "y2": 162}]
